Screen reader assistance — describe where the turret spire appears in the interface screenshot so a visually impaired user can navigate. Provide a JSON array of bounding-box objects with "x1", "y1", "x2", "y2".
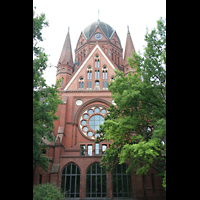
[
  {"x1": 59, "y1": 28, "x2": 73, "y2": 66},
  {"x1": 123, "y1": 26, "x2": 135, "y2": 66}
]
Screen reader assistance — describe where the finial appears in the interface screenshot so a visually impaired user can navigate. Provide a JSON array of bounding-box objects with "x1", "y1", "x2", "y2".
[
  {"x1": 127, "y1": 25, "x2": 129, "y2": 33},
  {"x1": 98, "y1": 10, "x2": 100, "y2": 22}
]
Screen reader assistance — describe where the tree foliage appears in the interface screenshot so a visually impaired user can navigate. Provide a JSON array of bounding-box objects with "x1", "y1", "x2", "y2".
[
  {"x1": 96, "y1": 17, "x2": 166, "y2": 190},
  {"x1": 33, "y1": 7, "x2": 63, "y2": 172},
  {"x1": 33, "y1": 182, "x2": 64, "y2": 200}
]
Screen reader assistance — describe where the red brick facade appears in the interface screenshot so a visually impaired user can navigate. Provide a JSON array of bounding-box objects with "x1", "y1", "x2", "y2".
[{"x1": 33, "y1": 20, "x2": 166, "y2": 200}]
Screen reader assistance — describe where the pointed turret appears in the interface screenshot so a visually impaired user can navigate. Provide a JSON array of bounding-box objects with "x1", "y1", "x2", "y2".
[
  {"x1": 59, "y1": 27, "x2": 73, "y2": 67},
  {"x1": 123, "y1": 26, "x2": 136, "y2": 68}
]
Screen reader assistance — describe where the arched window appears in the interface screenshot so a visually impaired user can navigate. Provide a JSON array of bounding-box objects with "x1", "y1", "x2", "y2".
[
  {"x1": 113, "y1": 163, "x2": 133, "y2": 198},
  {"x1": 61, "y1": 162, "x2": 80, "y2": 198},
  {"x1": 79, "y1": 77, "x2": 84, "y2": 89},
  {"x1": 86, "y1": 162, "x2": 106, "y2": 197},
  {"x1": 95, "y1": 55, "x2": 99, "y2": 68}
]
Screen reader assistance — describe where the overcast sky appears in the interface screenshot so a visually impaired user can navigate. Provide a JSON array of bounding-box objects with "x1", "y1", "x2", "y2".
[{"x1": 33, "y1": 0, "x2": 166, "y2": 86}]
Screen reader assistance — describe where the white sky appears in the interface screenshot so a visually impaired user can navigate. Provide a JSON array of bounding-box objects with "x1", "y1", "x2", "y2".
[{"x1": 33, "y1": 0, "x2": 166, "y2": 86}]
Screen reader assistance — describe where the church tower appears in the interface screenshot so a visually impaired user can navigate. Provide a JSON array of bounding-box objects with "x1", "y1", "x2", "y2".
[
  {"x1": 123, "y1": 26, "x2": 136, "y2": 76},
  {"x1": 34, "y1": 19, "x2": 166, "y2": 200},
  {"x1": 56, "y1": 28, "x2": 74, "y2": 89}
]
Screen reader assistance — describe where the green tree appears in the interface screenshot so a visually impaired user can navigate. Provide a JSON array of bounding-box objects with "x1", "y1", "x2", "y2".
[
  {"x1": 96, "y1": 17, "x2": 166, "y2": 190},
  {"x1": 33, "y1": 7, "x2": 63, "y2": 176},
  {"x1": 33, "y1": 182, "x2": 64, "y2": 200}
]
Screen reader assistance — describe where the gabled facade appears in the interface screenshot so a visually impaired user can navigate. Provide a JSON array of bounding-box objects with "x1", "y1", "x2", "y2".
[{"x1": 34, "y1": 20, "x2": 166, "y2": 200}]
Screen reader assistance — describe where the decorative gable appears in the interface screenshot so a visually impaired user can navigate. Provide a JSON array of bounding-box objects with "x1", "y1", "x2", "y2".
[
  {"x1": 89, "y1": 27, "x2": 108, "y2": 42},
  {"x1": 110, "y1": 32, "x2": 122, "y2": 49},
  {"x1": 64, "y1": 45, "x2": 117, "y2": 91},
  {"x1": 76, "y1": 32, "x2": 87, "y2": 50}
]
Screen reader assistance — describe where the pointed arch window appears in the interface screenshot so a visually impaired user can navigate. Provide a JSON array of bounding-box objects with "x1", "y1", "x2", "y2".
[
  {"x1": 95, "y1": 55, "x2": 99, "y2": 68},
  {"x1": 86, "y1": 162, "x2": 107, "y2": 197},
  {"x1": 79, "y1": 77, "x2": 84, "y2": 89},
  {"x1": 61, "y1": 162, "x2": 80, "y2": 198},
  {"x1": 113, "y1": 163, "x2": 133, "y2": 198},
  {"x1": 87, "y1": 66, "x2": 92, "y2": 80},
  {"x1": 102, "y1": 66, "x2": 107, "y2": 80}
]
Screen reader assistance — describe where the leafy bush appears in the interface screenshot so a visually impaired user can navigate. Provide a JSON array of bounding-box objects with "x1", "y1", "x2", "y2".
[{"x1": 33, "y1": 182, "x2": 64, "y2": 200}]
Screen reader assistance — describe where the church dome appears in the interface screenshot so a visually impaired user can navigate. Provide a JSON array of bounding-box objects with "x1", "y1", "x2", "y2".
[{"x1": 83, "y1": 21, "x2": 114, "y2": 40}]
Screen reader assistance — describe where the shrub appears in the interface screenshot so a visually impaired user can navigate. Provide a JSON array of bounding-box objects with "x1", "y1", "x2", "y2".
[{"x1": 33, "y1": 182, "x2": 64, "y2": 200}]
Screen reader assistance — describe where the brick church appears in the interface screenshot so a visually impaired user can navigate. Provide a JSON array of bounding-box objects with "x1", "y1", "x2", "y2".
[{"x1": 34, "y1": 20, "x2": 166, "y2": 200}]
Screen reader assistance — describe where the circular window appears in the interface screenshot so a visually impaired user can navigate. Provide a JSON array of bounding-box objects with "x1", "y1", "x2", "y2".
[
  {"x1": 94, "y1": 108, "x2": 100, "y2": 113},
  {"x1": 62, "y1": 68, "x2": 65, "y2": 71},
  {"x1": 89, "y1": 115, "x2": 104, "y2": 131},
  {"x1": 83, "y1": 126, "x2": 88, "y2": 132},
  {"x1": 76, "y1": 99, "x2": 83, "y2": 106},
  {"x1": 81, "y1": 120, "x2": 87, "y2": 125},
  {"x1": 79, "y1": 106, "x2": 108, "y2": 140},
  {"x1": 88, "y1": 131, "x2": 93, "y2": 137},
  {"x1": 101, "y1": 109, "x2": 107, "y2": 114},
  {"x1": 83, "y1": 114, "x2": 89, "y2": 119},
  {"x1": 68, "y1": 69, "x2": 71, "y2": 72},
  {"x1": 88, "y1": 109, "x2": 93, "y2": 115}
]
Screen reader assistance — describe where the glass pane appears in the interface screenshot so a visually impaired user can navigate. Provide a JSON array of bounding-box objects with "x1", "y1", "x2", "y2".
[
  {"x1": 62, "y1": 166, "x2": 66, "y2": 175},
  {"x1": 89, "y1": 120, "x2": 95, "y2": 126},
  {"x1": 83, "y1": 126, "x2": 88, "y2": 132},
  {"x1": 92, "y1": 164, "x2": 96, "y2": 174},
  {"x1": 87, "y1": 72, "x2": 89, "y2": 79},
  {"x1": 88, "y1": 109, "x2": 93, "y2": 115},
  {"x1": 102, "y1": 145, "x2": 107, "y2": 154},
  {"x1": 67, "y1": 164, "x2": 71, "y2": 174},
  {"x1": 66, "y1": 176, "x2": 70, "y2": 192},
  {"x1": 81, "y1": 120, "x2": 87, "y2": 125},
  {"x1": 95, "y1": 108, "x2": 100, "y2": 113},
  {"x1": 117, "y1": 164, "x2": 121, "y2": 174},
  {"x1": 88, "y1": 131, "x2": 93, "y2": 137},
  {"x1": 128, "y1": 175, "x2": 132, "y2": 195},
  {"x1": 95, "y1": 143, "x2": 99, "y2": 154},
  {"x1": 101, "y1": 109, "x2": 107, "y2": 114},
  {"x1": 92, "y1": 176, "x2": 96, "y2": 193},
  {"x1": 94, "y1": 115, "x2": 100, "y2": 120},
  {"x1": 97, "y1": 163, "x2": 101, "y2": 174},
  {"x1": 72, "y1": 164, "x2": 76, "y2": 174},
  {"x1": 88, "y1": 145, "x2": 92, "y2": 156},
  {"x1": 77, "y1": 167, "x2": 80, "y2": 174},
  {"x1": 97, "y1": 175, "x2": 101, "y2": 193},
  {"x1": 83, "y1": 114, "x2": 88, "y2": 119},
  {"x1": 86, "y1": 175, "x2": 90, "y2": 193},
  {"x1": 122, "y1": 164, "x2": 127, "y2": 174},
  {"x1": 71, "y1": 176, "x2": 75, "y2": 193},
  {"x1": 102, "y1": 175, "x2": 106, "y2": 193},
  {"x1": 95, "y1": 133, "x2": 100, "y2": 138},
  {"x1": 123, "y1": 175, "x2": 128, "y2": 192},
  {"x1": 80, "y1": 145, "x2": 85, "y2": 155}
]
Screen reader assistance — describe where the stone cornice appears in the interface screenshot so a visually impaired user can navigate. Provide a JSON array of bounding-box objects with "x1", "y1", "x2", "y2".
[{"x1": 61, "y1": 89, "x2": 110, "y2": 93}]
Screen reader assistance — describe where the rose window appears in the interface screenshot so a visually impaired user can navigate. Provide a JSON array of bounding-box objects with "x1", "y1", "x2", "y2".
[{"x1": 79, "y1": 106, "x2": 108, "y2": 140}]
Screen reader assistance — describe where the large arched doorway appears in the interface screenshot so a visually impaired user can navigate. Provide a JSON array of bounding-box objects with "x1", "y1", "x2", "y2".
[
  {"x1": 86, "y1": 162, "x2": 107, "y2": 198},
  {"x1": 61, "y1": 162, "x2": 80, "y2": 198},
  {"x1": 113, "y1": 163, "x2": 133, "y2": 198}
]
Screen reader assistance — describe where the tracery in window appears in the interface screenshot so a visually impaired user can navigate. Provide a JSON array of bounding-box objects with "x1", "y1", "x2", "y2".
[
  {"x1": 61, "y1": 163, "x2": 80, "y2": 198},
  {"x1": 79, "y1": 77, "x2": 84, "y2": 89},
  {"x1": 79, "y1": 106, "x2": 108, "y2": 140}
]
